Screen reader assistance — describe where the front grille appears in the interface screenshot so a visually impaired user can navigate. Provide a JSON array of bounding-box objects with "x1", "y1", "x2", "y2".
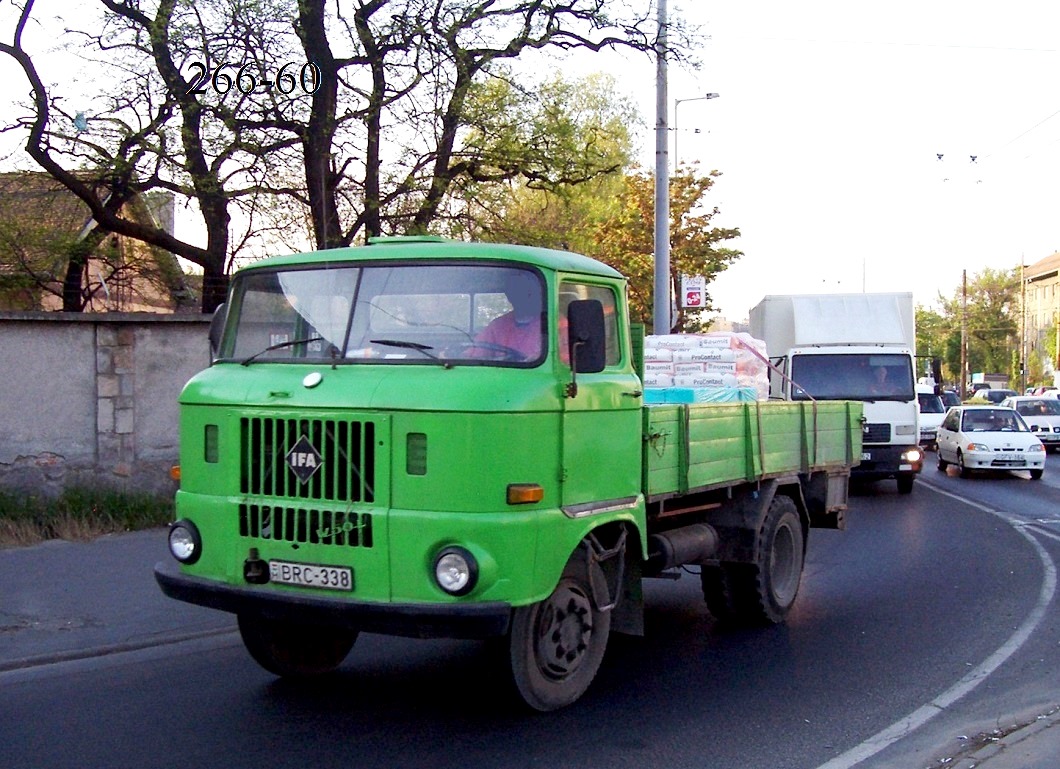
[
  {"x1": 240, "y1": 417, "x2": 375, "y2": 502},
  {"x1": 862, "y1": 423, "x2": 891, "y2": 443},
  {"x1": 239, "y1": 504, "x2": 373, "y2": 547}
]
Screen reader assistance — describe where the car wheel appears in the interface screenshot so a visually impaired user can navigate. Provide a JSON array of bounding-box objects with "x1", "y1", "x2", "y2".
[
  {"x1": 238, "y1": 614, "x2": 356, "y2": 677},
  {"x1": 1030, "y1": 469, "x2": 1043, "y2": 480},
  {"x1": 936, "y1": 452, "x2": 948, "y2": 471},
  {"x1": 957, "y1": 451, "x2": 971, "y2": 478}
]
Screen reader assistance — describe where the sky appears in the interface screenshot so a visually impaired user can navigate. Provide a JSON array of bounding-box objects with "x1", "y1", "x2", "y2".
[
  {"x1": 2, "y1": 1, "x2": 1058, "y2": 322},
  {"x1": 615, "y1": 1, "x2": 1060, "y2": 320}
]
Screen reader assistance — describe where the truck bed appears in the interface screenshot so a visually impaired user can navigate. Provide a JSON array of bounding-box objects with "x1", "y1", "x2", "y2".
[{"x1": 642, "y1": 400, "x2": 863, "y2": 499}]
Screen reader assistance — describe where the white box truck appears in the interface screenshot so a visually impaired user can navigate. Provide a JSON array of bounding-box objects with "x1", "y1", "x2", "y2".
[{"x1": 749, "y1": 292, "x2": 923, "y2": 494}]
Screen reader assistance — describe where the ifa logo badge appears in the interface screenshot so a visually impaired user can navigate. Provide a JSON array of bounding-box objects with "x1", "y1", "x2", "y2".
[{"x1": 286, "y1": 435, "x2": 322, "y2": 483}]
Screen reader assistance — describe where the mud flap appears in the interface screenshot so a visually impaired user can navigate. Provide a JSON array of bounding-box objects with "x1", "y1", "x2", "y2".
[{"x1": 584, "y1": 528, "x2": 626, "y2": 612}]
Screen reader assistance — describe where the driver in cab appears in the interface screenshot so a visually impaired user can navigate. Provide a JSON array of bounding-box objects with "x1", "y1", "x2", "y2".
[{"x1": 469, "y1": 271, "x2": 543, "y2": 361}]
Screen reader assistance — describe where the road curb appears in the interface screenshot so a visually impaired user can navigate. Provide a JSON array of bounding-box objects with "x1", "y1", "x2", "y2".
[{"x1": 0, "y1": 626, "x2": 237, "y2": 674}]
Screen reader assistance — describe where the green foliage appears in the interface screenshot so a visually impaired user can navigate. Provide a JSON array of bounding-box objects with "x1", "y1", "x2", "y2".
[
  {"x1": 591, "y1": 166, "x2": 742, "y2": 331},
  {"x1": 0, "y1": 487, "x2": 173, "y2": 547}
]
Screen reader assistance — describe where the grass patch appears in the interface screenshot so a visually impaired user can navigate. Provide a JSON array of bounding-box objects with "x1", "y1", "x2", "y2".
[{"x1": 0, "y1": 487, "x2": 174, "y2": 548}]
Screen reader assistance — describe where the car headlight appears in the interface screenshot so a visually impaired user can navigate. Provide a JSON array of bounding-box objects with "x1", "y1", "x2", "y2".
[
  {"x1": 168, "y1": 520, "x2": 202, "y2": 565},
  {"x1": 965, "y1": 442, "x2": 988, "y2": 452},
  {"x1": 433, "y1": 546, "x2": 478, "y2": 596},
  {"x1": 1028, "y1": 443, "x2": 1046, "y2": 453}
]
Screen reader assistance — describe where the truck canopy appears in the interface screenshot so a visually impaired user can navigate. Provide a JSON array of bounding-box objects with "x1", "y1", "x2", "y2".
[{"x1": 750, "y1": 293, "x2": 915, "y2": 352}]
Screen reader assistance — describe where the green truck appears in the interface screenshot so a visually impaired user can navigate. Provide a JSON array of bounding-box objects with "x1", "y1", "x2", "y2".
[{"x1": 156, "y1": 237, "x2": 862, "y2": 711}]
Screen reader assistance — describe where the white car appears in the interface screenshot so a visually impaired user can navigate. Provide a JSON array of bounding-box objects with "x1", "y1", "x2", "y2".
[
  {"x1": 999, "y1": 396, "x2": 1060, "y2": 452},
  {"x1": 936, "y1": 405, "x2": 1045, "y2": 480},
  {"x1": 915, "y1": 386, "x2": 949, "y2": 447},
  {"x1": 917, "y1": 387, "x2": 946, "y2": 449}
]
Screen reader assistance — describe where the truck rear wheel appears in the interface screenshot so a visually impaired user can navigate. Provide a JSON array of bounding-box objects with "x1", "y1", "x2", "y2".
[
  {"x1": 701, "y1": 495, "x2": 805, "y2": 625},
  {"x1": 508, "y1": 555, "x2": 611, "y2": 711},
  {"x1": 238, "y1": 613, "x2": 357, "y2": 677}
]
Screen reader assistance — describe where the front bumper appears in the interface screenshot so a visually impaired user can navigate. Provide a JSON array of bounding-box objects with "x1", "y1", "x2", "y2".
[
  {"x1": 960, "y1": 451, "x2": 1046, "y2": 472},
  {"x1": 854, "y1": 443, "x2": 923, "y2": 479},
  {"x1": 155, "y1": 561, "x2": 512, "y2": 640}
]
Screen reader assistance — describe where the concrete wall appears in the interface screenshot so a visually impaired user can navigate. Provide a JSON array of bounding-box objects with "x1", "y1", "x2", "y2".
[{"x1": 0, "y1": 312, "x2": 211, "y2": 497}]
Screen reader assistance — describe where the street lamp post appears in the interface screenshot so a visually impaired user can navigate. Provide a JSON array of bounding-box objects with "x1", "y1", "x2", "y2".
[{"x1": 673, "y1": 93, "x2": 719, "y2": 171}]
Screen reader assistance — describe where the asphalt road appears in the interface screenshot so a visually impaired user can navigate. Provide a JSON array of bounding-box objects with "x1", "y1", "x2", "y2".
[{"x1": 1, "y1": 467, "x2": 1058, "y2": 769}]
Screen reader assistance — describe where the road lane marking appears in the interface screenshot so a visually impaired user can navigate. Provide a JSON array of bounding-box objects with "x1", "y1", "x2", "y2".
[{"x1": 813, "y1": 480, "x2": 1057, "y2": 769}]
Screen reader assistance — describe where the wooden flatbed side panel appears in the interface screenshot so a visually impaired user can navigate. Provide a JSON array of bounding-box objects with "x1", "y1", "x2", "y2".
[
  {"x1": 643, "y1": 405, "x2": 681, "y2": 496},
  {"x1": 685, "y1": 403, "x2": 753, "y2": 490},
  {"x1": 642, "y1": 400, "x2": 863, "y2": 499}
]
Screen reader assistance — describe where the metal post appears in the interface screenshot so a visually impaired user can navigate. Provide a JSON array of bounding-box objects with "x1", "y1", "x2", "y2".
[
  {"x1": 961, "y1": 270, "x2": 968, "y2": 399},
  {"x1": 653, "y1": 0, "x2": 670, "y2": 335},
  {"x1": 1021, "y1": 258, "x2": 1027, "y2": 392},
  {"x1": 673, "y1": 93, "x2": 719, "y2": 173}
]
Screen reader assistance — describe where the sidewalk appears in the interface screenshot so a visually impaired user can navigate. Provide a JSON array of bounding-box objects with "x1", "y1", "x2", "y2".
[
  {"x1": 928, "y1": 707, "x2": 1060, "y2": 769},
  {"x1": 1, "y1": 530, "x2": 1058, "y2": 768},
  {"x1": 0, "y1": 528, "x2": 234, "y2": 671}
]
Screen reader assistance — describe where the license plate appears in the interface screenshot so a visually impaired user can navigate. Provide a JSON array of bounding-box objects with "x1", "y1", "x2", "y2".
[
  {"x1": 861, "y1": 451, "x2": 871, "y2": 461},
  {"x1": 269, "y1": 560, "x2": 353, "y2": 591}
]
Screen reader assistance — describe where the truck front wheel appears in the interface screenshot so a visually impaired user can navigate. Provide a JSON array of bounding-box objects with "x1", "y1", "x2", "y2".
[
  {"x1": 238, "y1": 613, "x2": 357, "y2": 678},
  {"x1": 701, "y1": 495, "x2": 805, "y2": 625},
  {"x1": 508, "y1": 556, "x2": 611, "y2": 711}
]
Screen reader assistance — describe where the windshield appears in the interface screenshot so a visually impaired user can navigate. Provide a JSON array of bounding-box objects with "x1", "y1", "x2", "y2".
[
  {"x1": 918, "y1": 392, "x2": 945, "y2": 414},
  {"x1": 1013, "y1": 399, "x2": 1060, "y2": 417},
  {"x1": 960, "y1": 409, "x2": 1027, "y2": 432},
  {"x1": 790, "y1": 353, "x2": 915, "y2": 401},
  {"x1": 220, "y1": 263, "x2": 546, "y2": 366}
]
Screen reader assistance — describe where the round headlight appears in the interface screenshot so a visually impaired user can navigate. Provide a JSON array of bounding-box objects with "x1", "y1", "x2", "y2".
[
  {"x1": 434, "y1": 546, "x2": 477, "y2": 596},
  {"x1": 168, "y1": 520, "x2": 201, "y2": 565}
]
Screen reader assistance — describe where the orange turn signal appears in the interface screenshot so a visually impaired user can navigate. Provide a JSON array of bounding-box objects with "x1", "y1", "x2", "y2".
[
  {"x1": 169, "y1": 465, "x2": 181, "y2": 481},
  {"x1": 507, "y1": 483, "x2": 544, "y2": 505}
]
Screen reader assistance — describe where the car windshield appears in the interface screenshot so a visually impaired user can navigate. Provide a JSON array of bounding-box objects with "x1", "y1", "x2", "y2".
[
  {"x1": 789, "y1": 353, "x2": 915, "y2": 401},
  {"x1": 219, "y1": 263, "x2": 546, "y2": 366},
  {"x1": 918, "y1": 393, "x2": 945, "y2": 413},
  {"x1": 1014, "y1": 400, "x2": 1060, "y2": 417},
  {"x1": 959, "y1": 409, "x2": 1027, "y2": 432}
]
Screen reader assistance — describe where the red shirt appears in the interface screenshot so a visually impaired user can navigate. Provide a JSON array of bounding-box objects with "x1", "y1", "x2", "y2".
[{"x1": 473, "y1": 312, "x2": 542, "y2": 360}]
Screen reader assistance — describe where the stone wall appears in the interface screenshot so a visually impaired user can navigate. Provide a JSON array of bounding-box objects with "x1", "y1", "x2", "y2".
[{"x1": 0, "y1": 312, "x2": 211, "y2": 497}]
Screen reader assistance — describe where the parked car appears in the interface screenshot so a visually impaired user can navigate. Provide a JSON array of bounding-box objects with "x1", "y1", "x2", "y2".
[
  {"x1": 999, "y1": 396, "x2": 1060, "y2": 452},
  {"x1": 980, "y1": 388, "x2": 1018, "y2": 404},
  {"x1": 916, "y1": 387, "x2": 946, "y2": 449},
  {"x1": 936, "y1": 405, "x2": 1045, "y2": 479}
]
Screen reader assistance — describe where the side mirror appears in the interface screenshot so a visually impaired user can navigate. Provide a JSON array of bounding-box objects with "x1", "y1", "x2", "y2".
[
  {"x1": 208, "y1": 302, "x2": 227, "y2": 361},
  {"x1": 567, "y1": 299, "x2": 606, "y2": 375}
]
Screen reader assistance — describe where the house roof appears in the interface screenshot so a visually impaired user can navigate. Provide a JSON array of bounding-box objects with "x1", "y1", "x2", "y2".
[
  {"x1": 1025, "y1": 252, "x2": 1060, "y2": 282},
  {"x1": 0, "y1": 171, "x2": 196, "y2": 311}
]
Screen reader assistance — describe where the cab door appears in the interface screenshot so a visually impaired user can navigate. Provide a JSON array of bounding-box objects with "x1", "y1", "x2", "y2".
[{"x1": 556, "y1": 278, "x2": 642, "y2": 510}]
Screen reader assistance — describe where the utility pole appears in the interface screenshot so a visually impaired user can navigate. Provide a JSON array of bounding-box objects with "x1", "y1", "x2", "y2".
[
  {"x1": 1020, "y1": 258, "x2": 1027, "y2": 392},
  {"x1": 652, "y1": 0, "x2": 670, "y2": 335},
  {"x1": 961, "y1": 270, "x2": 968, "y2": 399}
]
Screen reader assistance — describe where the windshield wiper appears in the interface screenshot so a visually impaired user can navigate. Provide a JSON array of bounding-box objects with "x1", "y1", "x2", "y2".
[
  {"x1": 240, "y1": 335, "x2": 324, "y2": 366},
  {"x1": 370, "y1": 339, "x2": 452, "y2": 368}
]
